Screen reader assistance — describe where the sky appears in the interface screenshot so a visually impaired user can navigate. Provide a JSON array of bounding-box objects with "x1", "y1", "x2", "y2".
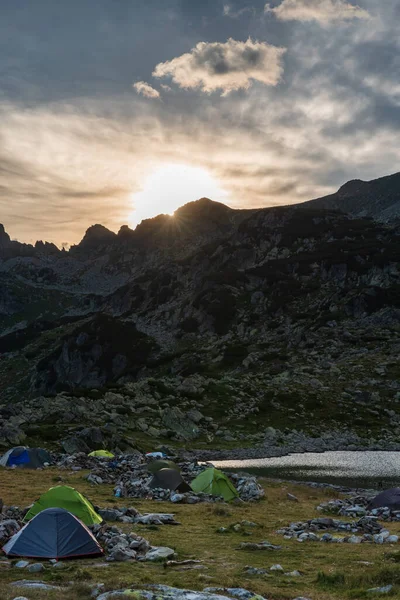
[{"x1": 1, "y1": 0, "x2": 399, "y2": 246}]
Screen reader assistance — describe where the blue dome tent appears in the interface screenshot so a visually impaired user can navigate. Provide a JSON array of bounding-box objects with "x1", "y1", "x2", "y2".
[
  {"x1": 3, "y1": 507, "x2": 103, "y2": 559},
  {"x1": 0, "y1": 446, "x2": 52, "y2": 469}
]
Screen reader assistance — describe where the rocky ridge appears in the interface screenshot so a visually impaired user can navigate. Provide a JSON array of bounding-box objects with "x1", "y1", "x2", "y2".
[{"x1": 0, "y1": 176, "x2": 400, "y2": 453}]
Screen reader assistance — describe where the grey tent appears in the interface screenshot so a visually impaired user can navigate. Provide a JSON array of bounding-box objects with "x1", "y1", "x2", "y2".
[
  {"x1": 149, "y1": 468, "x2": 191, "y2": 493},
  {"x1": 0, "y1": 446, "x2": 52, "y2": 469},
  {"x1": 3, "y1": 507, "x2": 103, "y2": 559},
  {"x1": 369, "y1": 488, "x2": 400, "y2": 511},
  {"x1": 147, "y1": 460, "x2": 180, "y2": 474}
]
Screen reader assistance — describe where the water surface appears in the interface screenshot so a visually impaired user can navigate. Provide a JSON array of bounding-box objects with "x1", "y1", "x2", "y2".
[{"x1": 213, "y1": 451, "x2": 400, "y2": 489}]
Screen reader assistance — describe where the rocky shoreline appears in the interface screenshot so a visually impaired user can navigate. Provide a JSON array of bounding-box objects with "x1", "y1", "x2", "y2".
[{"x1": 192, "y1": 429, "x2": 400, "y2": 462}]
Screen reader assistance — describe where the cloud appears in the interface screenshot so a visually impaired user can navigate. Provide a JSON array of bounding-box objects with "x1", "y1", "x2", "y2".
[
  {"x1": 152, "y1": 37, "x2": 286, "y2": 95},
  {"x1": 223, "y1": 4, "x2": 255, "y2": 18},
  {"x1": 133, "y1": 81, "x2": 160, "y2": 99},
  {"x1": 265, "y1": 0, "x2": 371, "y2": 24}
]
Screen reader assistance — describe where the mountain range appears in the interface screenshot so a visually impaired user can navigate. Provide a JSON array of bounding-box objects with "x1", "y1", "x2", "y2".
[{"x1": 0, "y1": 171, "x2": 399, "y2": 453}]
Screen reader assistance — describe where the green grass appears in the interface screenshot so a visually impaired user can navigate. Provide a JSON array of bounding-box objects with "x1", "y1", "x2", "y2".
[{"x1": 2, "y1": 469, "x2": 400, "y2": 599}]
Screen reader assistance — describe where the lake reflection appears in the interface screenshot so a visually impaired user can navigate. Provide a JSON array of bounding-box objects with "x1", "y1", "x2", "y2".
[{"x1": 213, "y1": 451, "x2": 400, "y2": 489}]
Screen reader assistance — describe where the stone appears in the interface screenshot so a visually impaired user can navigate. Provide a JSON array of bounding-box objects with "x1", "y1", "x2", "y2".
[
  {"x1": 11, "y1": 580, "x2": 62, "y2": 591},
  {"x1": 270, "y1": 564, "x2": 284, "y2": 571},
  {"x1": 87, "y1": 473, "x2": 103, "y2": 485},
  {"x1": 15, "y1": 561, "x2": 29, "y2": 569},
  {"x1": 62, "y1": 436, "x2": 90, "y2": 454},
  {"x1": 0, "y1": 519, "x2": 20, "y2": 544},
  {"x1": 244, "y1": 566, "x2": 267, "y2": 575},
  {"x1": 347, "y1": 535, "x2": 362, "y2": 544},
  {"x1": 171, "y1": 493, "x2": 185, "y2": 503},
  {"x1": 367, "y1": 585, "x2": 393, "y2": 594},
  {"x1": 145, "y1": 547, "x2": 175, "y2": 561},
  {"x1": 162, "y1": 407, "x2": 200, "y2": 441},
  {"x1": 97, "y1": 586, "x2": 268, "y2": 600},
  {"x1": 27, "y1": 563, "x2": 44, "y2": 573},
  {"x1": 98, "y1": 508, "x2": 122, "y2": 521},
  {"x1": 186, "y1": 409, "x2": 204, "y2": 424},
  {"x1": 239, "y1": 541, "x2": 281, "y2": 551},
  {"x1": 287, "y1": 493, "x2": 299, "y2": 502},
  {"x1": 386, "y1": 535, "x2": 399, "y2": 543},
  {"x1": 108, "y1": 546, "x2": 137, "y2": 562}
]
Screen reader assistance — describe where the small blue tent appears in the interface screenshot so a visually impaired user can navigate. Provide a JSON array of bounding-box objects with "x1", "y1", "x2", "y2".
[
  {"x1": 0, "y1": 447, "x2": 52, "y2": 469},
  {"x1": 3, "y1": 508, "x2": 103, "y2": 559}
]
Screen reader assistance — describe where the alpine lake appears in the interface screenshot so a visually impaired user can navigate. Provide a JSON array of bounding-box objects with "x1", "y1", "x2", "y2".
[{"x1": 214, "y1": 451, "x2": 400, "y2": 490}]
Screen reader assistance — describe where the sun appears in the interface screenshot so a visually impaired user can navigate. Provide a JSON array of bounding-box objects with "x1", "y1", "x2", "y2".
[{"x1": 129, "y1": 164, "x2": 229, "y2": 227}]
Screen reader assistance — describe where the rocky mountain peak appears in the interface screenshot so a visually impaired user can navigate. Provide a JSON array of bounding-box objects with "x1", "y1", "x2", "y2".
[
  {"x1": 118, "y1": 225, "x2": 135, "y2": 239},
  {"x1": 308, "y1": 171, "x2": 400, "y2": 221},
  {"x1": 76, "y1": 224, "x2": 117, "y2": 249},
  {"x1": 337, "y1": 179, "x2": 365, "y2": 196},
  {"x1": 34, "y1": 240, "x2": 61, "y2": 255},
  {"x1": 0, "y1": 224, "x2": 11, "y2": 249},
  {"x1": 175, "y1": 197, "x2": 233, "y2": 220}
]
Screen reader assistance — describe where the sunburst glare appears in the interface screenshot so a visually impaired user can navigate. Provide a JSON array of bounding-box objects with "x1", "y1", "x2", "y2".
[{"x1": 129, "y1": 164, "x2": 230, "y2": 227}]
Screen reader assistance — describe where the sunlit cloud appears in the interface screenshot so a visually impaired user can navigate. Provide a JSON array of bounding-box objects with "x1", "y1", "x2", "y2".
[
  {"x1": 153, "y1": 38, "x2": 286, "y2": 95},
  {"x1": 0, "y1": 1, "x2": 399, "y2": 248},
  {"x1": 265, "y1": 0, "x2": 371, "y2": 24},
  {"x1": 133, "y1": 81, "x2": 160, "y2": 99}
]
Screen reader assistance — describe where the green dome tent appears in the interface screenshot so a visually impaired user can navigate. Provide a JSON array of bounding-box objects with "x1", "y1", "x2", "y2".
[
  {"x1": 23, "y1": 485, "x2": 102, "y2": 526},
  {"x1": 147, "y1": 460, "x2": 180, "y2": 474},
  {"x1": 88, "y1": 450, "x2": 115, "y2": 458},
  {"x1": 190, "y1": 468, "x2": 239, "y2": 501}
]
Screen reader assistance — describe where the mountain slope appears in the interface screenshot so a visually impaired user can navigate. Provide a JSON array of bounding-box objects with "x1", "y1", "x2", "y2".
[
  {"x1": 0, "y1": 198, "x2": 399, "y2": 452},
  {"x1": 307, "y1": 172, "x2": 400, "y2": 222}
]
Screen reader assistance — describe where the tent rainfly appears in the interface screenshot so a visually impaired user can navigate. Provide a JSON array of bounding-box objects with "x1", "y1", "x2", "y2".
[
  {"x1": 190, "y1": 468, "x2": 239, "y2": 501},
  {"x1": 24, "y1": 485, "x2": 102, "y2": 526},
  {"x1": 88, "y1": 450, "x2": 115, "y2": 458},
  {"x1": 147, "y1": 460, "x2": 180, "y2": 474},
  {"x1": 3, "y1": 507, "x2": 103, "y2": 559},
  {"x1": 369, "y1": 488, "x2": 400, "y2": 511},
  {"x1": 0, "y1": 447, "x2": 52, "y2": 469},
  {"x1": 149, "y1": 468, "x2": 191, "y2": 493}
]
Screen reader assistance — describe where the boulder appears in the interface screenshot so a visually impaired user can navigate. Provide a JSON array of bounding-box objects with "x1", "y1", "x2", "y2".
[
  {"x1": 61, "y1": 436, "x2": 90, "y2": 454},
  {"x1": 108, "y1": 546, "x2": 137, "y2": 562},
  {"x1": 144, "y1": 546, "x2": 175, "y2": 561},
  {"x1": 162, "y1": 407, "x2": 200, "y2": 440},
  {"x1": 27, "y1": 563, "x2": 44, "y2": 573}
]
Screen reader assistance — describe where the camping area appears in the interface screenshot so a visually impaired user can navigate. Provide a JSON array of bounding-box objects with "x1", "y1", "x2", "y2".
[{"x1": 2, "y1": 451, "x2": 400, "y2": 600}]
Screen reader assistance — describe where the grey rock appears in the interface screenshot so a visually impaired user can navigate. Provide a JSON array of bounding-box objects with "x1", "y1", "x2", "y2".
[
  {"x1": 11, "y1": 580, "x2": 62, "y2": 591},
  {"x1": 367, "y1": 585, "x2": 393, "y2": 594},
  {"x1": 98, "y1": 509, "x2": 121, "y2": 521},
  {"x1": 15, "y1": 561, "x2": 29, "y2": 569},
  {"x1": 144, "y1": 546, "x2": 175, "y2": 561},
  {"x1": 108, "y1": 546, "x2": 137, "y2": 562},
  {"x1": 62, "y1": 436, "x2": 90, "y2": 454},
  {"x1": 27, "y1": 563, "x2": 44, "y2": 573},
  {"x1": 287, "y1": 493, "x2": 299, "y2": 502},
  {"x1": 162, "y1": 407, "x2": 200, "y2": 441}
]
